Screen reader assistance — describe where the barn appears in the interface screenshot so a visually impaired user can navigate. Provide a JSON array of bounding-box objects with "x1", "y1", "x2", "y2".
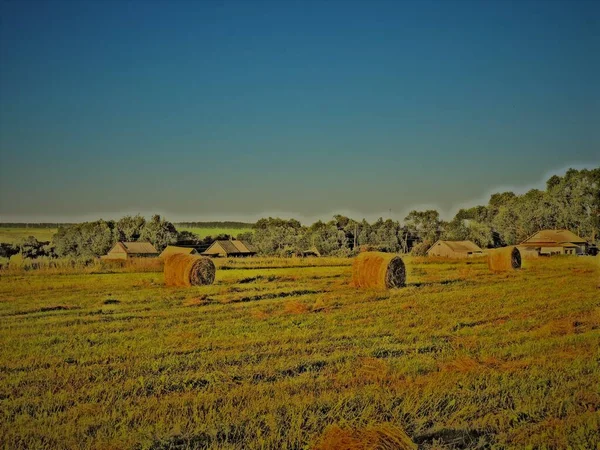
[
  {"x1": 101, "y1": 242, "x2": 159, "y2": 260},
  {"x1": 202, "y1": 240, "x2": 256, "y2": 257},
  {"x1": 426, "y1": 240, "x2": 484, "y2": 258},
  {"x1": 159, "y1": 245, "x2": 198, "y2": 259},
  {"x1": 519, "y1": 229, "x2": 588, "y2": 256}
]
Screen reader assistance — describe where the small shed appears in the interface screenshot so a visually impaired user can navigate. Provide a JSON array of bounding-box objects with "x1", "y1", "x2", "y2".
[
  {"x1": 426, "y1": 240, "x2": 484, "y2": 258},
  {"x1": 159, "y1": 245, "x2": 198, "y2": 259},
  {"x1": 202, "y1": 240, "x2": 256, "y2": 257},
  {"x1": 101, "y1": 242, "x2": 159, "y2": 260}
]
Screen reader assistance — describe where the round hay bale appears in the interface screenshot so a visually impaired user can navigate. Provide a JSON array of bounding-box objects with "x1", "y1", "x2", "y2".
[
  {"x1": 487, "y1": 246, "x2": 521, "y2": 272},
  {"x1": 164, "y1": 254, "x2": 216, "y2": 287},
  {"x1": 351, "y1": 252, "x2": 406, "y2": 289},
  {"x1": 314, "y1": 423, "x2": 416, "y2": 450}
]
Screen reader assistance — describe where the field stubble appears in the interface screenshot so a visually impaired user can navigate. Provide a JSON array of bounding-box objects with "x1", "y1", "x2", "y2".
[{"x1": 0, "y1": 256, "x2": 599, "y2": 449}]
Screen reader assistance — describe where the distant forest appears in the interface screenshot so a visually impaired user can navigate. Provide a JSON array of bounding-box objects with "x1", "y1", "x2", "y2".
[
  {"x1": 1, "y1": 167, "x2": 598, "y2": 259},
  {"x1": 0, "y1": 223, "x2": 72, "y2": 228},
  {"x1": 174, "y1": 221, "x2": 254, "y2": 229},
  {"x1": 0, "y1": 221, "x2": 253, "y2": 229}
]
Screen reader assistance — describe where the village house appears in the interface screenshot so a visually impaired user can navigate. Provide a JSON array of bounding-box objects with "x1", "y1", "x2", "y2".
[
  {"x1": 101, "y1": 242, "x2": 158, "y2": 260},
  {"x1": 202, "y1": 240, "x2": 256, "y2": 257},
  {"x1": 426, "y1": 240, "x2": 484, "y2": 258},
  {"x1": 519, "y1": 229, "x2": 588, "y2": 255},
  {"x1": 159, "y1": 245, "x2": 198, "y2": 258}
]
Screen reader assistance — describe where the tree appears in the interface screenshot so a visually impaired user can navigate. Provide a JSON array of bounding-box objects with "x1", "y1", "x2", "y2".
[
  {"x1": 116, "y1": 215, "x2": 146, "y2": 241},
  {"x1": 176, "y1": 230, "x2": 200, "y2": 243},
  {"x1": 17, "y1": 236, "x2": 54, "y2": 259},
  {"x1": 139, "y1": 215, "x2": 178, "y2": 251},
  {"x1": 0, "y1": 243, "x2": 19, "y2": 259},
  {"x1": 53, "y1": 220, "x2": 117, "y2": 258},
  {"x1": 404, "y1": 210, "x2": 441, "y2": 243}
]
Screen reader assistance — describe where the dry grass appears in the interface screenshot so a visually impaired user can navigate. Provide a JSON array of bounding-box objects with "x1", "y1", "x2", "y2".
[
  {"x1": 315, "y1": 423, "x2": 416, "y2": 450},
  {"x1": 0, "y1": 256, "x2": 598, "y2": 449},
  {"x1": 1, "y1": 256, "x2": 164, "y2": 275}
]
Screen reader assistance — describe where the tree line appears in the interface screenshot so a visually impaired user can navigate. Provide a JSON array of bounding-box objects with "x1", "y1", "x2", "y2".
[
  {"x1": 1, "y1": 167, "x2": 597, "y2": 260},
  {"x1": 239, "y1": 168, "x2": 599, "y2": 256}
]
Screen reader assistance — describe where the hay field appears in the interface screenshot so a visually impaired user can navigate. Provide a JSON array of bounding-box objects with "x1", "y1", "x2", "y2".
[
  {"x1": 0, "y1": 227, "x2": 57, "y2": 244},
  {"x1": 0, "y1": 226, "x2": 252, "y2": 244},
  {"x1": 176, "y1": 227, "x2": 253, "y2": 239},
  {"x1": 0, "y1": 256, "x2": 599, "y2": 449}
]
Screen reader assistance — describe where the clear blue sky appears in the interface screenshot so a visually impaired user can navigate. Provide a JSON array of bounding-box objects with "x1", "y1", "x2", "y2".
[{"x1": 1, "y1": 0, "x2": 598, "y2": 223}]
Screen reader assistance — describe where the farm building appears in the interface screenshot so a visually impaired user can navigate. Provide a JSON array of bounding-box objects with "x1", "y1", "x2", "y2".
[
  {"x1": 202, "y1": 240, "x2": 256, "y2": 257},
  {"x1": 519, "y1": 229, "x2": 588, "y2": 255},
  {"x1": 101, "y1": 242, "x2": 158, "y2": 260},
  {"x1": 426, "y1": 240, "x2": 484, "y2": 258},
  {"x1": 159, "y1": 245, "x2": 198, "y2": 259}
]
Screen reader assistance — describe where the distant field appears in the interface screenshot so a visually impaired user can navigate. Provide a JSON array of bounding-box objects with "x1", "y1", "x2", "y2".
[
  {"x1": 0, "y1": 256, "x2": 598, "y2": 448},
  {"x1": 0, "y1": 227, "x2": 57, "y2": 244},
  {"x1": 0, "y1": 226, "x2": 253, "y2": 244},
  {"x1": 177, "y1": 226, "x2": 253, "y2": 239}
]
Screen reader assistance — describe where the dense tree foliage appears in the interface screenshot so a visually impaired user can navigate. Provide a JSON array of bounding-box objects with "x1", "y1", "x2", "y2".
[
  {"x1": 52, "y1": 215, "x2": 178, "y2": 257},
  {"x1": 440, "y1": 168, "x2": 600, "y2": 245}
]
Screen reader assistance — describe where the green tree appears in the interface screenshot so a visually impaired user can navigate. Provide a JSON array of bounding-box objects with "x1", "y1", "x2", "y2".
[
  {"x1": 404, "y1": 210, "x2": 441, "y2": 243},
  {"x1": 116, "y1": 215, "x2": 146, "y2": 241},
  {"x1": 139, "y1": 215, "x2": 178, "y2": 251}
]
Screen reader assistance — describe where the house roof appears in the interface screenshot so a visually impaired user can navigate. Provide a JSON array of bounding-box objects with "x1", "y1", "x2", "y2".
[
  {"x1": 159, "y1": 245, "x2": 197, "y2": 258},
  {"x1": 231, "y1": 240, "x2": 256, "y2": 253},
  {"x1": 117, "y1": 241, "x2": 158, "y2": 254},
  {"x1": 427, "y1": 240, "x2": 483, "y2": 254},
  {"x1": 203, "y1": 240, "x2": 256, "y2": 255},
  {"x1": 520, "y1": 229, "x2": 586, "y2": 245}
]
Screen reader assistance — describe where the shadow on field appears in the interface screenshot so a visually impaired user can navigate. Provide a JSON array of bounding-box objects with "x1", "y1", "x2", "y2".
[
  {"x1": 3, "y1": 305, "x2": 81, "y2": 317},
  {"x1": 229, "y1": 289, "x2": 324, "y2": 303},
  {"x1": 408, "y1": 279, "x2": 475, "y2": 288},
  {"x1": 414, "y1": 427, "x2": 488, "y2": 448}
]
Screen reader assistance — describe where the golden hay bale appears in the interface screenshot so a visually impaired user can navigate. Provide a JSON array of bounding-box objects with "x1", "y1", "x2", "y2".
[
  {"x1": 351, "y1": 252, "x2": 406, "y2": 289},
  {"x1": 487, "y1": 246, "x2": 521, "y2": 272},
  {"x1": 314, "y1": 423, "x2": 416, "y2": 450},
  {"x1": 164, "y1": 254, "x2": 215, "y2": 287}
]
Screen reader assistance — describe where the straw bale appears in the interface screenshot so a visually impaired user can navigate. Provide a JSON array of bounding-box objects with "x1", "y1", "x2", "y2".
[
  {"x1": 164, "y1": 254, "x2": 215, "y2": 287},
  {"x1": 487, "y1": 246, "x2": 521, "y2": 272},
  {"x1": 352, "y1": 252, "x2": 406, "y2": 289}
]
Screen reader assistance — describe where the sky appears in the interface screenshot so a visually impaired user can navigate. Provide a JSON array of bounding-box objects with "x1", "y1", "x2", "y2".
[{"x1": 0, "y1": 0, "x2": 598, "y2": 223}]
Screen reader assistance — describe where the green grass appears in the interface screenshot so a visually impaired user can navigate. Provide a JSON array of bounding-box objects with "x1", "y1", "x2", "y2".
[
  {"x1": 0, "y1": 227, "x2": 57, "y2": 244},
  {"x1": 0, "y1": 226, "x2": 253, "y2": 245},
  {"x1": 176, "y1": 227, "x2": 253, "y2": 239},
  {"x1": 0, "y1": 256, "x2": 599, "y2": 449}
]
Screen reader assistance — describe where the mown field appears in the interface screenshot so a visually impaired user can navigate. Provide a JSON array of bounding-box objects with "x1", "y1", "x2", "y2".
[
  {"x1": 0, "y1": 227, "x2": 58, "y2": 244},
  {"x1": 0, "y1": 256, "x2": 599, "y2": 449}
]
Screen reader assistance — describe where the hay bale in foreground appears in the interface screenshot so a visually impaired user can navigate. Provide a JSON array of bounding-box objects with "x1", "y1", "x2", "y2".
[
  {"x1": 314, "y1": 423, "x2": 416, "y2": 450},
  {"x1": 351, "y1": 252, "x2": 406, "y2": 289},
  {"x1": 164, "y1": 254, "x2": 216, "y2": 287},
  {"x1": 487, "y1": 246, "x2": 521, "y2": 272}
]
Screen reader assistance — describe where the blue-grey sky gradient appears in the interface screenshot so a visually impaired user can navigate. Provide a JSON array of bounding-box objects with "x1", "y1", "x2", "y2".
[{"x1": 1, "y1": 0, "x2": 598, "y2": 223}]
